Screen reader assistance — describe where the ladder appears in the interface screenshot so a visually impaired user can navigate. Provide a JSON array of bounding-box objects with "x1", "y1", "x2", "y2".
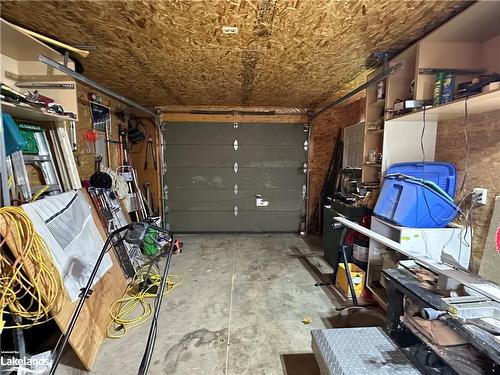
[{"x1": 8, "y1": 123, "x2": 62, "y2": 202}]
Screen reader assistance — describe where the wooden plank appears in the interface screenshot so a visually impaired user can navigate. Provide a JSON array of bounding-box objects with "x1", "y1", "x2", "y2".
[
  {"x1": 386, "y1": 89, "x2": 500, "y2": 123},
  {"x1": 479, "y1": 196, "x2": 500, "y2": 283},
  {"x1": 0, "y1": 189, "x2": 127, "y2": 370},
  {"x1": 161, "y1": 113, "x2": 308, "y2": 123},
  {"x1": 55, "y1": 125, "x2": 81, "y2": 189}
]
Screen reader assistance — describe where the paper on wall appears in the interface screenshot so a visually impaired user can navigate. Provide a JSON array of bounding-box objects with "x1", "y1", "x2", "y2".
[{"x1": 23, "y1": 190, "x2": 112, "y2": 302}]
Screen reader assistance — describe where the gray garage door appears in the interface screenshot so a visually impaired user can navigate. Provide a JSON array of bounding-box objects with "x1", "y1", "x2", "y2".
[{"x1": 163, "y1": 122, "x2": 308, "y2": 232}]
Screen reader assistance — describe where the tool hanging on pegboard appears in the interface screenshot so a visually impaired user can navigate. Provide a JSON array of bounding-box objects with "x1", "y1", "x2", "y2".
[{"x1": 144, "y1": 136, "x2": 157, "y2": 170}]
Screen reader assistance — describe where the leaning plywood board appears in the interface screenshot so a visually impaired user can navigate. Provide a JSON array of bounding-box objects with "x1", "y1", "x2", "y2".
[
  {"x1": 479, "y1": 196, "x2": 500, "y2": 284},
  {"x1": 0, "y1": 189, "x2": 127, "y2": 369}
]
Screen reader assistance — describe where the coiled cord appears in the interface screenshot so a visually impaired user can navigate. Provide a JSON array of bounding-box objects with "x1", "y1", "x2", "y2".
[{"x1": 0, "y1": 206, "x2": 63, "y2": 330}]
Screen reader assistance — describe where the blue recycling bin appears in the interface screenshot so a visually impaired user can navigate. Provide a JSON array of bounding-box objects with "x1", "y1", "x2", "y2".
[{"x1": 374, "y1": 162, "x2": 460, "y2": 228}]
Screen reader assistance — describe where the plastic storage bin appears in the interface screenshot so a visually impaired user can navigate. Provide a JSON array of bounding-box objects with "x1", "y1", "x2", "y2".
[
  {"x1": 385, "y1": 162, "x2": 457, "y2": 197},
  {"x1": 374, "y1": 162, "x2": 459, "y2": 228}
]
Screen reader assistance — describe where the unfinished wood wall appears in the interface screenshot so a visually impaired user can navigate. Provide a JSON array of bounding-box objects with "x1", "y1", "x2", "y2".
[
  {"x1": 75, "y1": 83, "x2": 125, "y2": 180},
  {"x1": 129, "y1": 118, "x2": 161, "y2": 216},
  {"x1": 435, "y1": 110, "x2": 500, "y2": 273},
  {"x1": 307, "y1": 97, "x2": 366, "y2": 233},
  {"x1": 75, "y1": 84, "x2": 161, "y2": 213}
]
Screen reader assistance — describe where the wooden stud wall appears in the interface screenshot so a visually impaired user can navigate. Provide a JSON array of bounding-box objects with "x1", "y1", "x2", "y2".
[
  {"x1": 307, "y1": 97, "x2": 366, "y2": 233},
  {"x1": 435, "y1": 110, "x2": 500, "y2": 273},
  {"x1": 75, "y1": 84, "x2": 161, "y2": 215},
  {"x1": 75, "y1": 83, "x2": 125, "y2": 180},
  {"x1": 1, "y1": 1, "x2": 468, "y2": 108}
]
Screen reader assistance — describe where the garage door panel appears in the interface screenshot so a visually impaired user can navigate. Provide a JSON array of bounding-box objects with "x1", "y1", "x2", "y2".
[
  {"x1": 235, "y1": 190, "x2": 303, "y2": 210},
  {"x1": 166, "y1": 145, "x2": 235, "y2": 167},
  {"x1": 238, "y1": 168, "x2": 305, "y2": 189},
  {"x1": 238, "y1": 123, "x2": 306, "y2": 145},
  {"x1": 166, "y1": 145, "x2": 305, "y2": 168},
  {"x1": 167, "y1": 167, "x2": 305, "y2": 190},
  {"x1": 164, "y1": 122, "x2": 307, "y2": 232},
  {"x1": 166, "y1": 167, "x2": 237, "y2": 189},
  {"x1": 237, "y1": 146, "x2": 306, "y2": 167},
  {"x1": 169, "y1": 211, "x2": 236, "y2": 232},
  {"x1": 165, "y1": 122, "x2": 306, "y2": 146},
  {"x1": 168, "y1": 189, "x2": 235, "y2": 210},
  {"x1": 164, "y1": 122, "x2": 236, "y2": 144},
  {"x1": 235, "y1": 211, "x2": 302, "y2": 232}
]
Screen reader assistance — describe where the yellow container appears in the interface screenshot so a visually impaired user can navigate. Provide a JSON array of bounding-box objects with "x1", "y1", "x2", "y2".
[{"x1": 335, "y1": 263, "x2": 365, "y2": 298}]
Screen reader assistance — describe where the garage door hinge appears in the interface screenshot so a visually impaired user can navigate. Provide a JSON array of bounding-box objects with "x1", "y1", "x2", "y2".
[
  {"x1": 233, "y1": 205, "x2": 238, "y2": 216},
  {"x1": 303, "y1": 124, "x2": 309, "y2": 132},
  {"x1": 302, "y1": 185, "x2": 307, "y2": 200},
  {"x1": 303, "y1": 140, "x2": 308, "y2": 151},
  {"x1": 233, "y1": 184, "x2": 238, "y2": 195},
  {"x1": 233, "y1": 139, "x2": 239, "y2": 150},
  {"x1": 233, "y1": 122, "x2": 239, "y2": 128},
  {"x1": 302, "y1": 162, "x2": 308, "y2": 174},
  {"x1": 233, "y1": 162, "x2": 238, "y2": 173}
]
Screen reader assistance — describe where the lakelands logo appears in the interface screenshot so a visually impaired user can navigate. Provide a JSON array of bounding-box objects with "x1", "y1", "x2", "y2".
[{"x1": 0, "y1": 355, "x2": 50, "y2": 374}]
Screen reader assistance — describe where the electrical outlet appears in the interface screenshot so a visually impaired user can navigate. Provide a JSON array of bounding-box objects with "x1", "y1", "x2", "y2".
[{"x1": 473, "y1": 187, "x2": 488, "y2": 205}]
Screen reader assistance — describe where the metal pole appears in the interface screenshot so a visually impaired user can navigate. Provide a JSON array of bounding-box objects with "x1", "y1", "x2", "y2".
[
  {"x1": 312, "y1": 62, "x2": 404, "y2": 120},
  {"x1": 155, "y1": 112, "x2": 168, "y2": 228},
  {"x1": 49, "y1": 224, "x2": 130, "y2": 375},
  {"x1": 38, "y1": 55, "x2": 154, "y2": 117},
  {"x1": 137, "y1": 230, "x2": 175, "y2": 375}
]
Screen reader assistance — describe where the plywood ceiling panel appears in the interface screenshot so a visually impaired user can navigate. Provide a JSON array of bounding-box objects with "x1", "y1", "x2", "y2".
[{"x1": 0, "y1": 0, "x2": 469, "y2": 108}]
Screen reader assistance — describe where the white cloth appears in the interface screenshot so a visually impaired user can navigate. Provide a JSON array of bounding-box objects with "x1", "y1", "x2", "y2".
[{"x1": 23, "y1": 190, "x2": 112, "y2": 302}]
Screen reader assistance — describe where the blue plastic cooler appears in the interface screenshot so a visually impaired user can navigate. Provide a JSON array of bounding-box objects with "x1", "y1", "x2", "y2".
[{"x1": 374, "y1": 162, "x2": 460, "y2": 228}]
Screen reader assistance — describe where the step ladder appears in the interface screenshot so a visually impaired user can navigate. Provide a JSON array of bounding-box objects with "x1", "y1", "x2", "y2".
[{"x1": 7, "y1": 123, "x2": 62, "y2": 202}]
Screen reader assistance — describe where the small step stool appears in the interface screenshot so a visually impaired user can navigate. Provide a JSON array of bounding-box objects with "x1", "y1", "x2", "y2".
[{"x1": 7, "y1": 123, "x2": 62, "y2": 202}]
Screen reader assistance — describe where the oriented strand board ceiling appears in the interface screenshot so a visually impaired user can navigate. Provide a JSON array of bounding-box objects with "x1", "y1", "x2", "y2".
[{"x1": 1, "y1": 0, "x2": 469, "y2": 108}]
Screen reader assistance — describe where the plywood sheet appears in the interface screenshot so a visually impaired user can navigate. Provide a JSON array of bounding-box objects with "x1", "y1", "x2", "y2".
[
  {"x1": 479, "y1": 197, "x2": 500, "y2": 284},
  {"x1": 0, "y1": 189, "x2": 127, "y2": 370},
  {"x1": 435, "y1": 110, "x2": 500, "y2": 273},
  {"x1": 0, "y1": 1, "x2": 468, "y2": 108}
]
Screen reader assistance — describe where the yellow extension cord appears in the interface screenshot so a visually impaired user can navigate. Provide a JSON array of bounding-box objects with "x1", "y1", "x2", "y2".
[
  {"x1": 107, "y1": 263, "x2": 181, "y2": 339},
  {"x1": 0, "y1": 206, "x2": 63, "y2": 331}
]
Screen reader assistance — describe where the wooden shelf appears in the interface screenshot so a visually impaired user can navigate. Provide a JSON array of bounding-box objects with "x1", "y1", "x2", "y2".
[
  {"x1": 388, "y1": 89, "x2": 500, "y2": 123},
  {"x1": 1, "y1": 100, "x2": 77, "y2": 122}
]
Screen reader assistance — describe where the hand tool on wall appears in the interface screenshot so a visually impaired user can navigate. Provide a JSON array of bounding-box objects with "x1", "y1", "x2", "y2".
[{"x1": 144, "y1": 136, "x2": 157, "y2": 170}]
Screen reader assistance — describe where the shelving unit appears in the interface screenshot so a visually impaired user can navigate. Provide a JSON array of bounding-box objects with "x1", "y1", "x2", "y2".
[
  {"x1": 357, "y1": 1, "x2": 500, "y2": 186},
  {"x1": 354, "y1": 2, "x2": 500, "y2": 310},
  {"x1": 1, "y1": 19, "x2": 81, "y2": 204},
  {"x1": 1, "y1": 100, "x2": 77, "y2": 122},
  {"x1": 362, "y1": 67, "x2": 385, "y2": 184},
  {"x1": 386, "y1": 88, "x2": 500, "y2": 123}
]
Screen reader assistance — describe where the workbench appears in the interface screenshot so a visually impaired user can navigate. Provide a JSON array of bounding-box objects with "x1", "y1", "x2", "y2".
[{"x1": 384, "y1": 267, "x2": 499, "y2": 375}]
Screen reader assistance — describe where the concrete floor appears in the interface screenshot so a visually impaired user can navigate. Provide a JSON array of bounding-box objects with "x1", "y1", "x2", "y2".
[{"x1": 59, "y1": 234, "x2": 384, "y2": 375}]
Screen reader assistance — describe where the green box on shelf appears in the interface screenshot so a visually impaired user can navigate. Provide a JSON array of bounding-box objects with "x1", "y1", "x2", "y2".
[{"x1": 18, "y1": 123, "x2": 44, "y2": 155}]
